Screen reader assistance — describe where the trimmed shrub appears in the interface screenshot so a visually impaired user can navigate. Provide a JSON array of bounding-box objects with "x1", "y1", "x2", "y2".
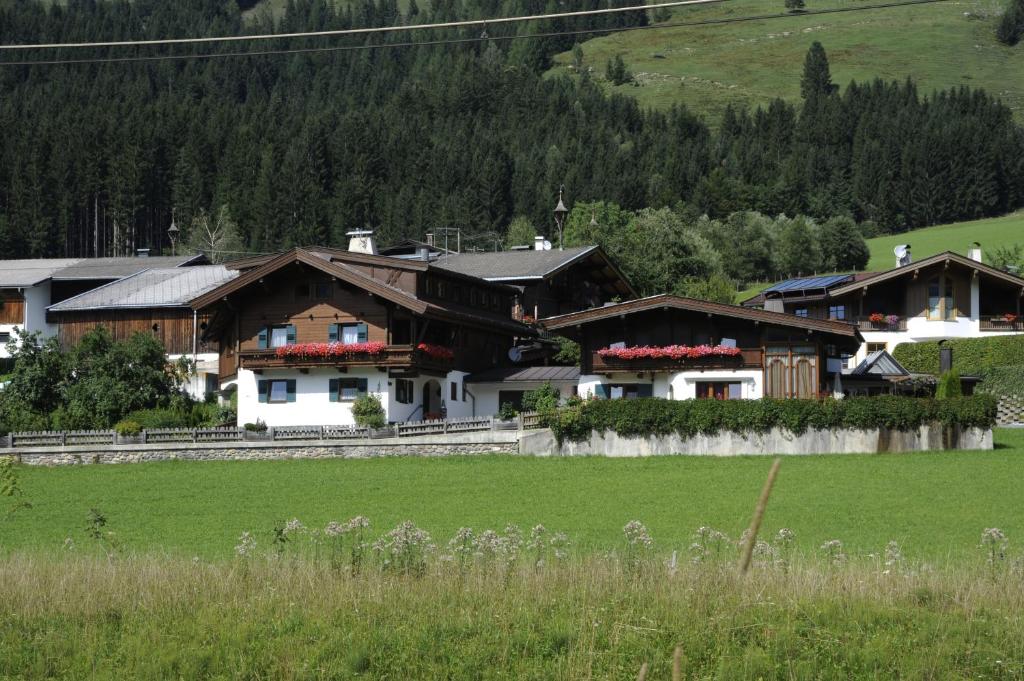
[
  {"x1": 352, "y1": 394, "x2": 386, "y2": 429},
  {"x1": 522, "y1": 382, "x2": 560, "y2": 413},
  {"x1": 244, "y1": 420, "x2": 267, "y2": 433},
  {"x1": 892, "y1": 336, "x2": 1024, "y2": 375},
  {"x1": 935, "y1": 370, "x2": 963, "y2": 399},
  {"x1": 546, "y1": 396, "x2": 997, "y2": 442}
]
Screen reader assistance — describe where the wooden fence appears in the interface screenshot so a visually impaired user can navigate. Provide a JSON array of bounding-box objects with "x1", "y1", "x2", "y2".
[{"x1": 0, "y1": 412, "x2": 545, "y2": 449}]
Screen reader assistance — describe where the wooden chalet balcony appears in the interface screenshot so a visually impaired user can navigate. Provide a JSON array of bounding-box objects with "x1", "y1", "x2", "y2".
[
  {"x1": 591, "y1": 347, "x2": 763, "y2": 373},
  {"x1": 980, "y1": 316, "x2": 1024, "y2": 332},
  {"x1": 239, "y1": 344, "x2": 454, "y2": 373},
  {"x1": 853, "y1": 316, "x2": 908, "y2": 332}
]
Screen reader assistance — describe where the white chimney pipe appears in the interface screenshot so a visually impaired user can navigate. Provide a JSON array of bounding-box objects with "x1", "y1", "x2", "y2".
[
  {"x1": 534, "y1": 235, "x2": 545, "y2": 251},
  {"x1": 968, "y1": 242, "x2": 983, "y2": 263}
]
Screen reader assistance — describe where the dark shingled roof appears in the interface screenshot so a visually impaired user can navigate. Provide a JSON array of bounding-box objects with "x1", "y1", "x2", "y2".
[
  {"x1": 466, "y1": 366, "x2": 580, "y2": 383},
  {"x1": 432, "y1": 246, "x2": 599, "y2": 281}
]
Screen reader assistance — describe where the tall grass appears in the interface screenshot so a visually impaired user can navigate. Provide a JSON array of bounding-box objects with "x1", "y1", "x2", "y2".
[{"x1": 2, "y1": 541, "x2": 1023, "y2": 679}]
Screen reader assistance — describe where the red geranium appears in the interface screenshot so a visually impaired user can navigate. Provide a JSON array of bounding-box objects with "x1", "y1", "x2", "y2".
[
  {"x1": 596, "y1": 344, "x2": 742, "y2": 361},
  {"x1": 275, "y1": 342, "x2": 387, "y2": 359},
  {"x1": 416, "y1": 343, "x2": 455, "y2": 361},
  {"x1": 1004, "y1": 313, "x2": 1018, "y2": 323},
  {"x1": 869, "y1": 312, "x2": 885, "y2": 324}
]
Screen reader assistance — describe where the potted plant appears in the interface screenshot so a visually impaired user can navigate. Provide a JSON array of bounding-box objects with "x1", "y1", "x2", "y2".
[
  {"x1": 114, "y1": 419, "x2": 144, "y2": 444},
  {"x1": 868, "y1": 312, "x2": 885, "y2": 325},
  {"x1": 884, "y1": 314, "x2": 900, "y2": 327},
  {"x1": 243, "y1": 419, "x2": 270, "y2": 441},
  {"x1": 1003, "y1": 313, "x2": 1018, "y2": 324}
]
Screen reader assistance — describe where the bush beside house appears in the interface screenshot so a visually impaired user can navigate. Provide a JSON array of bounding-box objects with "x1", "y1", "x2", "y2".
[{"x1": 893, "y1": 336, "x2": 1024, "y2": 398}]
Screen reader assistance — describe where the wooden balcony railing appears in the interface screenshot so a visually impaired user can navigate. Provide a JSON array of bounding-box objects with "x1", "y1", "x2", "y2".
[
  {"x1": 980, "y1": 316, "x2": 1024, "y2": 332},
  {"x1": 591, "y1": 347, "x2": 763, "y2": 373},
  {"x1": 853, "y1": 317, "x2": 908, "y2": 332},
  {"x1": 239, "y1": 344, "x2": 454, "y2": 372}
]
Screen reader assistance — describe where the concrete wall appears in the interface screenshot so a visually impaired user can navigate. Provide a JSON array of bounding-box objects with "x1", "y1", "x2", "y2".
[
  {"x1": 519, "y1": 424, "x2": 992, "y2": 457},
  {"x1": 4, "y1": 430, "x2": 521, "y2": 466}
]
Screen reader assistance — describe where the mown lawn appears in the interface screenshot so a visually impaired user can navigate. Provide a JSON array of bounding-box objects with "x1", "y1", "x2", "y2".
[{"x1": 4, "y1": 428, "x2": 1022, "y2": 560}]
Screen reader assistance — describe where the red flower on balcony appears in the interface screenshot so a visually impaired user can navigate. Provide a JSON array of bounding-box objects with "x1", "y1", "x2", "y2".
[
  {"x1": 596, "y1": 344, "x2": 743, "y2": 361},
  {"x1": 274, "y1": 342, "x2": 387, "y2": 359},
  {"x1": 416, "y1": 343, "x2": 455, "y2": 361},
  {"x1": 1003, "y1": 313, "x2": 1018, "y2": 323},
  {"x1": 869, "y1": 312, "x2": 885, "y2": 324}
]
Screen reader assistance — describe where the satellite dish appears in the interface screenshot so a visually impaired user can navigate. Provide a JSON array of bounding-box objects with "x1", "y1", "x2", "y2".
[
  {"x1": 893, "y1": 245, "x2": 907, "y2": 258},
  {"x1": 542, "y1": 240, "x2": 553, "y2": 251},
  {"x1": 508, "y1": 346, "x2": 523, "y2": 362}
]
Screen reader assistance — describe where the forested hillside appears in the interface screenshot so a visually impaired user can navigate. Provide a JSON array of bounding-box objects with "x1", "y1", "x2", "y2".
[{"x1": 0, "y1": 0, "x2": 1022, "y2": 261}]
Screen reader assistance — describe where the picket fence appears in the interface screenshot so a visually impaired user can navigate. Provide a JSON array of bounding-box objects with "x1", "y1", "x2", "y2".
[{"x1": 0, "y1": 413, "x2": 544, "y2": 449}]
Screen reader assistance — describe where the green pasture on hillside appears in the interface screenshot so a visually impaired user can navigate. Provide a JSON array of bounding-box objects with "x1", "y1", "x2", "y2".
[
  {"x1": 550, "y1": 0, "x2": 1024, "y2": 125},
  {"x1": 4, "y1": 428, "x2": 1023, "y2": 560}
]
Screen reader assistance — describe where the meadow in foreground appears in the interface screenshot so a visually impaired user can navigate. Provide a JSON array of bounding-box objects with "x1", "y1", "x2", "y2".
[{"x1": 1, "y1": 519, "x2": 1022, "y2": 680}]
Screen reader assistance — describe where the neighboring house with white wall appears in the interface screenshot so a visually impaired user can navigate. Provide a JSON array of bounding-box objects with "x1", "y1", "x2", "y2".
[
  {"x1": 0, "y1": 260, "x2": 79, "y2": 358},
  {"x1": 742, "y1": 247, "x2": 1024, "y2": 366},
  {"x1": 465, "y1": 366, "x2": 580, "y2": 415},
  {"x1": 46, "y1": 265, "x2": 237, "y2": 401},
  {"x1": 192, "y1": 244, "x2": 536, "y2": 427},
  {"x1": 0, "y1": 254, "x2": 205, "y2": 359},
  {"x1": 542, "y1": 295, "x2": 861, "y2": 401}
]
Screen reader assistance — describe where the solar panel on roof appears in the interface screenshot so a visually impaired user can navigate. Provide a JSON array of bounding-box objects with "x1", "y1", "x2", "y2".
[{"x1": 764, "y1": 274, "x2": 852, "y2": 293}]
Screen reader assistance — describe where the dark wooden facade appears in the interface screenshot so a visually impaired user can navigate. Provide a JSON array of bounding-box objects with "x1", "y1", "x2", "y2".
[
  {"x1": 51, "y1": 308, "x2": 212, "y2": 355},
  {"x1": 544, "y1": 295, "x2": 861, "y2": 399},
  {"x1": 200, "y1": 250, "x2": 534, "y2": 382},
  {"x1": 0, "y1": 291, "x2": 25, "y2": 325}
]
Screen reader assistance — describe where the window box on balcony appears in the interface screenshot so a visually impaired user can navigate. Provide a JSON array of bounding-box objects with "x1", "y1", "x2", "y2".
[{"x1": 592, "y1": 344, "x2": 760, "y2": 371}]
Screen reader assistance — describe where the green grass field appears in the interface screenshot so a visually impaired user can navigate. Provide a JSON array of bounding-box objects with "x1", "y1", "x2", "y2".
[
  {"x1": 864, "y1": 210, "x2": 1024, "y2": 271},
  {"x1": 5, "y1": 428, "x2": 1023, "y2": 560},
  {"x1": 549, "y1": 0, "x2": 1024, "y2": 125}
]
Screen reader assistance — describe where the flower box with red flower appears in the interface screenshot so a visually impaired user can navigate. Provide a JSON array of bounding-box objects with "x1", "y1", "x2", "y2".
[
  {"x1": 415, "y1": 343, "x2": 455, "y2": 362},
  {"x1": 593, "y1": 344, "x2": 754, "y2": 370},
  {"x1": 1003, "y1": 313, "x2": 1018, "y2": 324},
  {"x1": 869, "y1": 312, "x2": 885, "y2": 324},
  {"x1": 274, "y1": 342, "x2": 387, "y2": 360}
]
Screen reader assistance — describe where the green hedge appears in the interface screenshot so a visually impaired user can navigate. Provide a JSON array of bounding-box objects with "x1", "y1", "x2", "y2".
[
  {"x1": 976, "y1": 366, "x2": 1024, "y2": 398},
  {"x1": 892, "y1": 336, "x2": 1024, "y2": 375},
  {"x1": 546, "y1": 396, "x2": 997, "y2": 443}
]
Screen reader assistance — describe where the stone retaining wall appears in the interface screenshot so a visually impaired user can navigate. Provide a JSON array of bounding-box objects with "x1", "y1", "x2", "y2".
[
  {"x1": 2, "y1": 431, "x2": 520, "y2": 466},
  {"x1": 519, "y1": 424, "x2": 993, "y2": 457}
]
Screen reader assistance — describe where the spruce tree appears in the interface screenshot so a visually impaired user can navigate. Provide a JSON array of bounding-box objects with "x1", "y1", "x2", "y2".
[{"x1": 800, "y1": 42, "x2": 837, "y2": 100}]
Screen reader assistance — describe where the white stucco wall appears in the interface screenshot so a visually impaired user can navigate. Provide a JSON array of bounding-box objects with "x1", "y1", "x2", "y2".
[
  {"x1": 170, "y1": 352, "x2": 221, "y2": 402},
  {"x1": 579, "y1": 370, "x2": 763, "y2": 400},
  {"x1": 668, "y1": 369, "x2": 764, "y2": 400},
  {"x1": 1, "y1": 283, "x2": 56, "y2": 359},
  {"x1": 237, "y1": 367, "x2": 478, "y2": 427}
]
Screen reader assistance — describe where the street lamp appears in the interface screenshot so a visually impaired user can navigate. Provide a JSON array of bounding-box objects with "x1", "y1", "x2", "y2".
[
  {"x1": 553, "y1": 185, "x2": 568, "y2": 251},
  {"x1": 167, "y1": 211, "x2": 180, "y2": 256}
]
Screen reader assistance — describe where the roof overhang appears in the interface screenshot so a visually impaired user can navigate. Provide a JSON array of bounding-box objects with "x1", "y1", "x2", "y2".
[
  {"x1": 828, "y1": 252, "x2": 1024, "y2": 297},
  {"x1": 541, "y1": 293, "x2": 863, "y2": 341}
]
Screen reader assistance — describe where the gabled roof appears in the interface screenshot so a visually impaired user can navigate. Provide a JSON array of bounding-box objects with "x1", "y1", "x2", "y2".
[
  {"x1": 191, "y1": 248, "x2": 535, "y2": 336},
  {"x1": 433, "y1": 245, "x2": 635, "y2": 294},
  {"x1": 50, "y1": 254, "x2": 205, "y2": 280},
  {"x1": 848, "y1": 350, "x2": 910, "y2": 377},
  {"x1": 828, "y1": 251, "x2": 1024, "y2": 297},
  {"x1": 0, "y1": 259, "x2": 82, "y2": 288},
  {"x1": 542, "y1": 293, "x2": 863, "y2": 340},
  {"x1": 47, "y1": 266, "x2": 237, "y2": 312}
]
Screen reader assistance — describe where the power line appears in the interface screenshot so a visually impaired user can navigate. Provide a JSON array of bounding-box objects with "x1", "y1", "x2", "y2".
[
  {"x1": 0, "y1": 0, "x2": 722, "y2": 51},
  {"x1": 0, "y1": 0, "x2": 953, "y2": 67}
]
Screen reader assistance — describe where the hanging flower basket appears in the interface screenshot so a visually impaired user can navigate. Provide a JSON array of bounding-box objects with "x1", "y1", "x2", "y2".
[
  {"x1": 274, "y1": 342, "x2": 387, "y2": 359},
  {"x1": 596, "y1": 344, "x2": 742, "y2": 361},
  {"x1": 416, "y1": 343, "x2": 455, "y2": 361}
]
